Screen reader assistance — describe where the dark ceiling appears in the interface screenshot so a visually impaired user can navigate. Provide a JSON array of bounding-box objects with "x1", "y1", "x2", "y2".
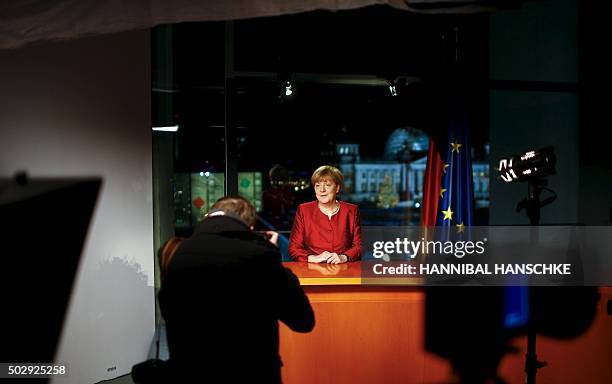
[{"x1": 152, "y1": 5, "x2": 490, "y2": 172}]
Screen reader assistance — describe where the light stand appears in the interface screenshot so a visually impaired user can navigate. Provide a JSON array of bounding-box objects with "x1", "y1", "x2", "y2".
[
  {"x1": 515, "y1": 177, "x2": 557, "y2": 384},
  {"x1": 516, "y1": 178, "x2": 557, "y2": 226}
]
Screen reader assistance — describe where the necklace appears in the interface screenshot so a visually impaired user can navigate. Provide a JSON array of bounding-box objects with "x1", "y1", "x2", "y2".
[{"x1": 318, "y1": 201, "x2": 339, "y2": 217}]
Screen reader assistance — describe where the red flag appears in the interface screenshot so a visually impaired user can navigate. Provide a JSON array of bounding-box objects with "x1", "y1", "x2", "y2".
[{"x1": 421, "y1": 137, "x2": 443, "y2": 226}]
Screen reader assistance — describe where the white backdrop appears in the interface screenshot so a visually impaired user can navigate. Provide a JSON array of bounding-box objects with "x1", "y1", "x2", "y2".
[{"x1": 0, "y1": 29, "x2": 154, "y2": 384}]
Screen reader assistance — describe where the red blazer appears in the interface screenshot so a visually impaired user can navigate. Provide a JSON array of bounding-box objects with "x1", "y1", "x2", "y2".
[{"x1": 288, "y1": 201, "x2": 362, "y2": 262}]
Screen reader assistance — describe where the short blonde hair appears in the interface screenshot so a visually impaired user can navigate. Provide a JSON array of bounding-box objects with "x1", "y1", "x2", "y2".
[{"x1": 311, "y1": 165, "x2": 344, "y2": 188}]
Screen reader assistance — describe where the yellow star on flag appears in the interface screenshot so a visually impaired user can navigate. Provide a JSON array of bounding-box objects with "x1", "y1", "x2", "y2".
[
  {"x1": 442, "y1": 206, "x2": 454, "y2": 221},
  {"x1": 442, "y1": 163, "x2": 449, "y2": 173},
  {"x1": 451, "y1": 141, "x2": 462, "y2": 153},
  {"x1": 456, "y1": 221, "x2": 465, "y2": 233},
  {"x1": 439, "y1": 188, "x2": 447, "y2": 198}
]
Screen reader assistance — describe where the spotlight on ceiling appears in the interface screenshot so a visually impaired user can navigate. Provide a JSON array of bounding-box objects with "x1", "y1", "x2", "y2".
[
  {"x1": 497, "y1": 146, "x2": 556, "y2": 183},
  {"x1": 386, "y1": 77, "x2": 405, "y2": 97},
  {"x1": 278, "y1": 73, "x2": 295, "y2": 100},
  {"x1": 285, "y1": 81, "x2": 293, "y2": 96}
]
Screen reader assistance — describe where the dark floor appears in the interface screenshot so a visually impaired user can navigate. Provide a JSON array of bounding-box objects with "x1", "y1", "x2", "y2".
[{"x1": 101, "y1": 325, "x2": 169, "y2": 384}]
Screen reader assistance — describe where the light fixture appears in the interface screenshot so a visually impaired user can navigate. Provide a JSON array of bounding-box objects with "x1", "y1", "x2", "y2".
[
  {"x1": 497, "y1": 146, "x2": 556, "y2": 183},
  {"x1": 285, "y1": 81, "x2": 293, "y2": 96},
  {"x1": 152, "y1": 125, "x2": 179, "y2": 132},
  {"x1": 386, "y1": 77, "x2": 401, "y2": 97},
  {"x1": 278, "y1": 72, "x2": 295, "y2": 100}
]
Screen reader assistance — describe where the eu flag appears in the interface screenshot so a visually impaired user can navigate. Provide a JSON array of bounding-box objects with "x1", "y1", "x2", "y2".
[
  {"x1": 420, "y1": 106, "x2": 473, "y2": 229},
  {"x1": 421, "y1": 104, "x2": 528, "y2": 330},
  {"x1": 435, "y1": 111, "x2": 473, "y2": 228}
]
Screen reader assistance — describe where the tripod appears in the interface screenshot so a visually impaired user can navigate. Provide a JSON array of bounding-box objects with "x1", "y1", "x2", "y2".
[{"x1": 515, "y1": 177, "x2": 557, "y2": 384}]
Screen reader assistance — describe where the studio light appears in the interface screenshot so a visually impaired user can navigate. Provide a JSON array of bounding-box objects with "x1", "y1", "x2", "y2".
[
  {"x1": 278, "y1": 72, "x2": 295, "y2": 100},
  {"x1": 497, "y1": 146, "x2": 556, "y2": 183},
  {"x1": 386, "y1": 77, "x2": 406, "y2": 97},
  {"x1": 285, "y1": 81, "x2": 293, "y2": 96}
]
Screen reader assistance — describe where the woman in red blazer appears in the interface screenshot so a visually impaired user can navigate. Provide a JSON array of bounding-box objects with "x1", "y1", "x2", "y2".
[{"x1": 289, "y1": 165, "x2": 362, "y2": 263}]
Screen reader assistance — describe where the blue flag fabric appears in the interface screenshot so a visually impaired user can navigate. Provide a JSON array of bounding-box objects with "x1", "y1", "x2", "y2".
[
  {"x1": 432, "y1": 107, "x2": 528, "y2": 329},
  {"x1": 436, "y1": 111, "x2": 474, "y2": 228}
]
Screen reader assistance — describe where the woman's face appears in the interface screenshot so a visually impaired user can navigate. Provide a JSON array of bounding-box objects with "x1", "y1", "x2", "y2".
[{"x1": 314, "y1": 178, "x2": 340, "y2": 205}]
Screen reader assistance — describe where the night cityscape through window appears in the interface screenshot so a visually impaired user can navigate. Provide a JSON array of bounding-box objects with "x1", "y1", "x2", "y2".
[{"x1": 153, "y1": 8, "x2": 492, "y2": 256}]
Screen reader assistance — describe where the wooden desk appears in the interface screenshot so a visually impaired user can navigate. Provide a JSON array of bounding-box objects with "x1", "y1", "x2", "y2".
[
  {"x1": 281, "y1": 260, "x2": 361, "y2": 285},
  {"x1": 280, "y1": 262, "x2": 612, "y2": 384},
  {"x1": 280, "y1": 261, "x2": 450, "y2": 384}
]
